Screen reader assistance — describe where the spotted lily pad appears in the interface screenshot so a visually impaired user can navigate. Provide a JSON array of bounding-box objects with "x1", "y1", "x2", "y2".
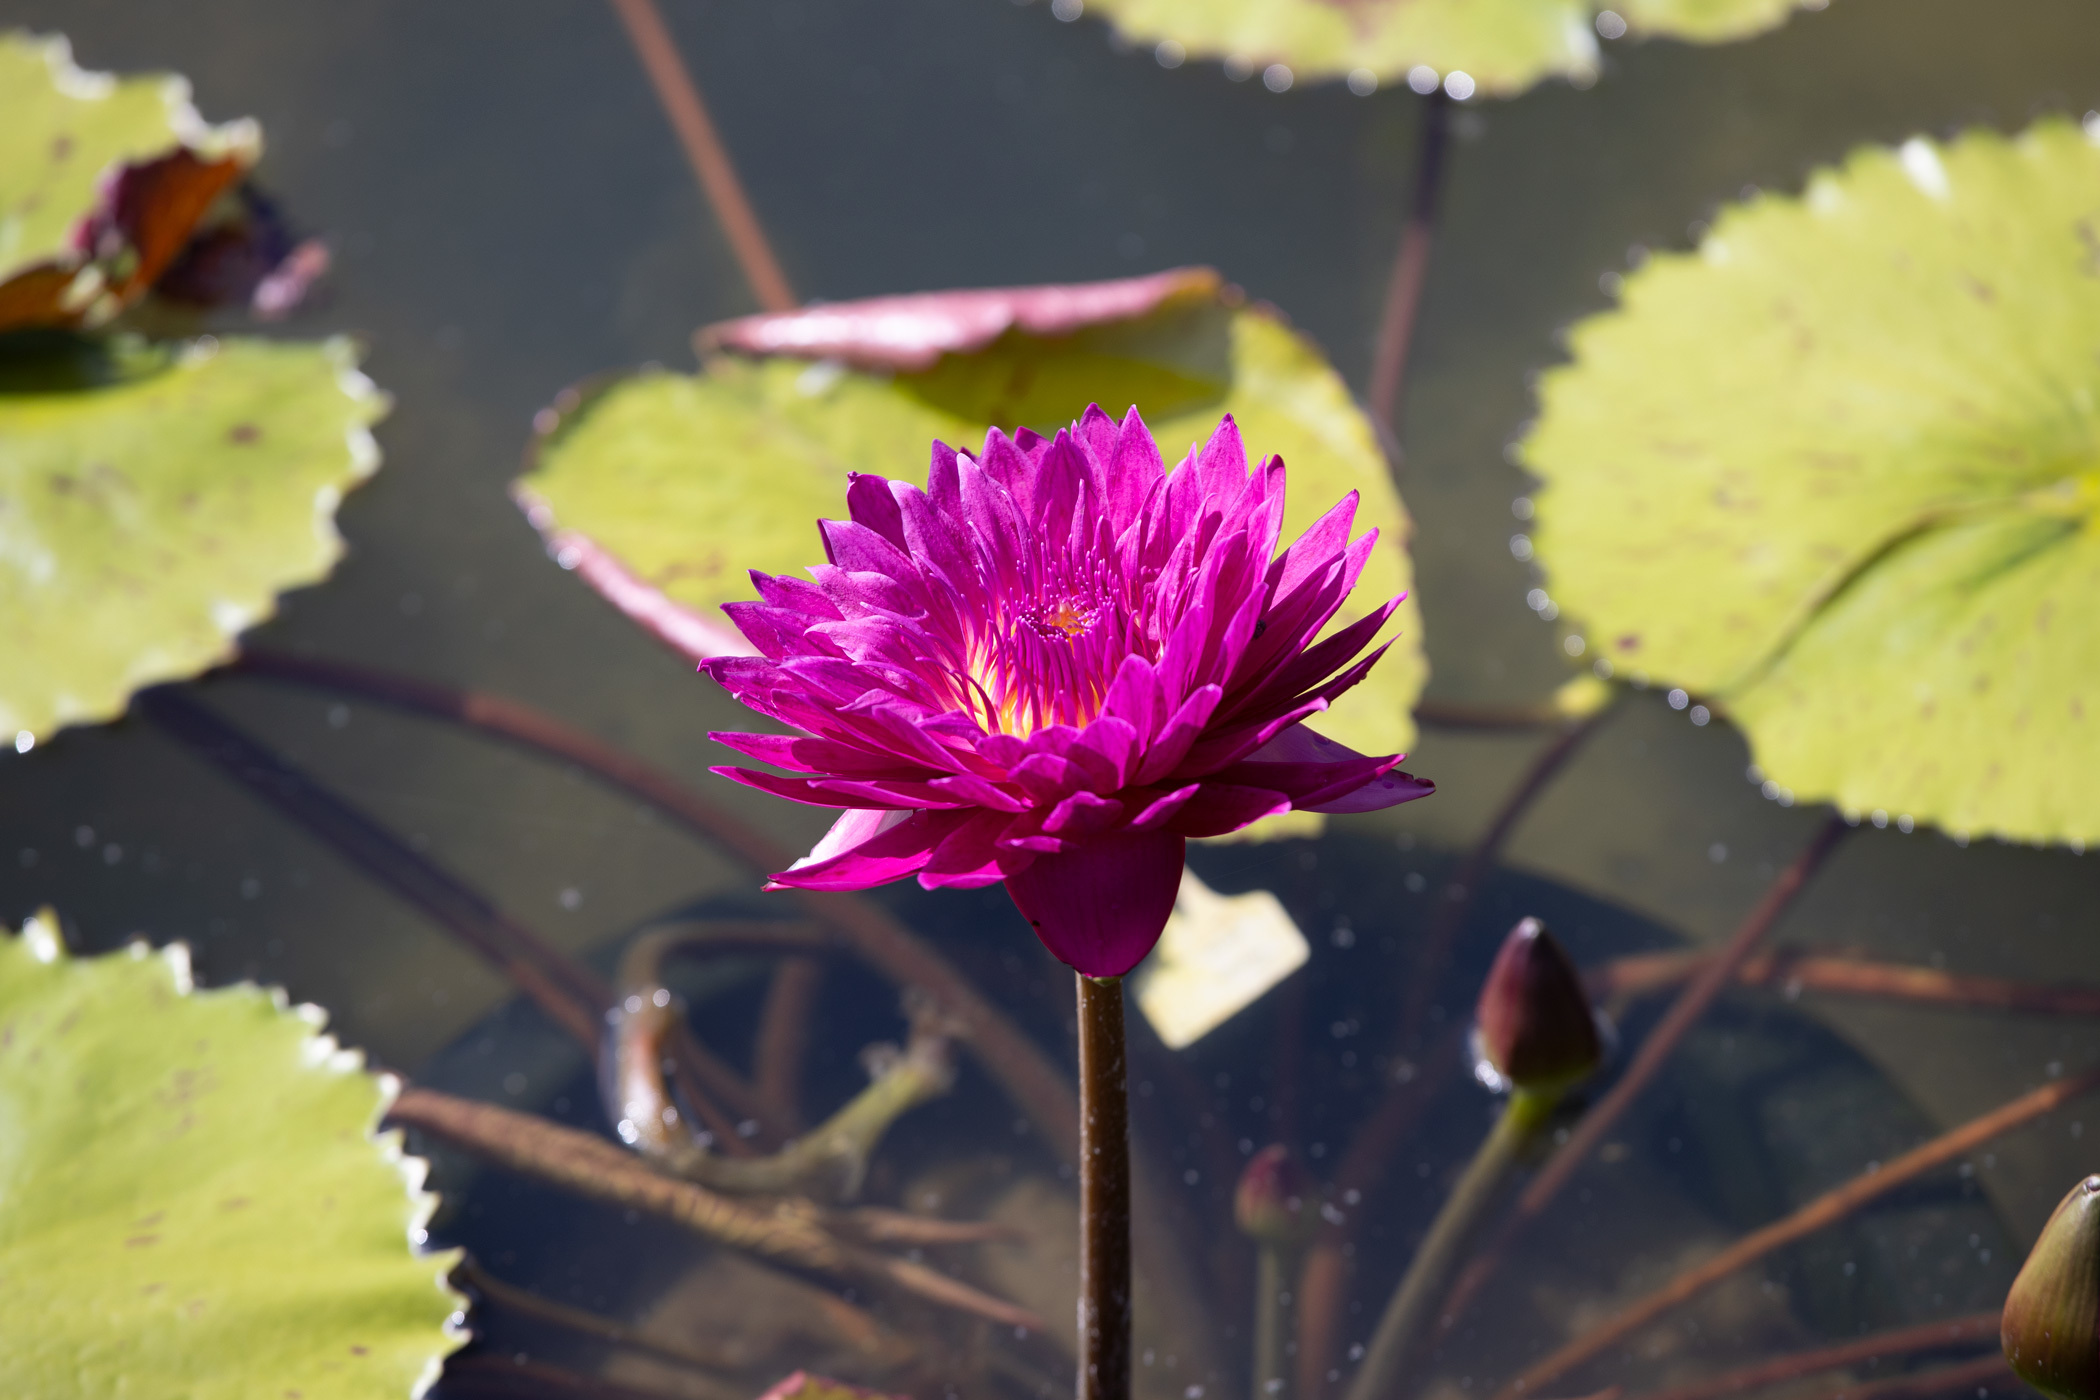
[
  {"x1": 0, "y1": 910, "x2": 462, "y2": 1395},
  {"x1": 0, "y1": 32, "x2": 259, "y2": 331},
  {"x1": 0, "y1": 333, "x2": 386, "y2": 746},
  {"x1": 515, "y1": 267, "x2": 1426, "y2": 764},
  {"x1": 1524, "y1": 119, "x2": 2100, "y2": 845},
  {"x1": 1063, "y1": 0, "x2": 1824, "y2": 98}
]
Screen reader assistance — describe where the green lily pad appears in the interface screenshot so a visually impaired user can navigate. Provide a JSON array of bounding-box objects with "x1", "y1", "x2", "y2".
[
  {"x1": 0, "y1": 32, "x2": 258, "y2": 330},
  {"x1": 0, "y1": 333, "x2": 387, "y2": 746},
  {"x1": 0, "y1": 910, "x2": 462, "y2": 1395},
  {"x1": 515, "y1": 269, "x2": 1425, "y2": 765},
  {"x1": 1065, "y1": 0, "x2": 1824, "y2": 98},
  {"x1": 1524, "y1": 118, "x2": 2100, "y2": 846}
]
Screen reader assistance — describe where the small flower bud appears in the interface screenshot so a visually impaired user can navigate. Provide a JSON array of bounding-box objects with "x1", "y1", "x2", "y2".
[
  {"x1": 1472, "y1": 917, "x2": 1602, "y2": 1096},
  {"x1": 1235, "y1": 1144, "x2": 1313, "y2": 1247},
  {"x1": 2004, "y1": 1175, "x2": 2100, "y2": 1400}
]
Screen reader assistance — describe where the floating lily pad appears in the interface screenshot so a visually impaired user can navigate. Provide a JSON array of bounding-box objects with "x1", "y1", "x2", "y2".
[
  {"x1": 1064, "y1": 0, "x2": 1823, "y2": 98},
  {"x1": 1524, "y1": 119, "x2": 2100, "y2": 845},
  {"x1": 516, "y1": 268, "x2": 1425, "y2": 763},
  {"x1": 0, "y1": 333, "x2": 386, "y2": 746},
  {"x1": 0, "y1": 910, "x2": 462, "y2": 1395},
  {"x1": 0, "y1": 32, "x2": 258, "y2": 331}
]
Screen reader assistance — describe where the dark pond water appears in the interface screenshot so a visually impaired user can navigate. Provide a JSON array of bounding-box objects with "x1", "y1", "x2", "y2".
[{"x1": 3, "y1": 2, "x2": 2099, "y2": 1398}]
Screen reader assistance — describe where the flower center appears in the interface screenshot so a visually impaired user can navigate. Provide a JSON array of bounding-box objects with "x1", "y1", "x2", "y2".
[
  {"x1": 952, "y1": 581, "x2": 1131, "y2": 738},
  {"x1": 1024, "y1": 597, "x2": 1099, "y2": 640}
]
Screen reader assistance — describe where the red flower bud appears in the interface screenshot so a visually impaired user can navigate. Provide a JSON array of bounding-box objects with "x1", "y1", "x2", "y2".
[
  {"x1": 1235, "y1": 1144, "x2": 1313, "y2": 1247},
  {"x1": 2004, "y1": 1175, "x2": 2100, "y2": 1400},
  {"x1": 1472, "y1": 917, "x2": 1602, "y2": 1096}
]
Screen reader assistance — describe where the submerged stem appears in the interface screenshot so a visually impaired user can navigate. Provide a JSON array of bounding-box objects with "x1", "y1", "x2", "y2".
[
  {"x1": 1367, "y1": 88, "x2": 1454, "y2": 457},
  {"x1": 1433, "y1": 814, "x2": 1851, "y2": 1360},
  {"x1": 1078, "y1": 974, "x2": 1132, "y2": 1400},
  {"x1": 1345, "y1": 1090, "x2": 1555, "y2": 1400},
  {"x1": 1254, "y1": 1245, "x2": 1297, "y2": 1400},
  {"x1": 1490, "y1": 1067, "x2": 2100, "y2": 1400}
]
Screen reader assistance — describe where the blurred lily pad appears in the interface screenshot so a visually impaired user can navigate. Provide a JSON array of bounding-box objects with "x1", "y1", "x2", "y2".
[
  {"x1": 1065, "y1": 0, "x2": 1823, "y2": 98},
  {"x1": 1524, "y1": 119, "x2": 2100, "y2": 845},
  {"x1": 516, "y1": 268, "x2": 1425, "y2": 763},
  {"x1": 0, "y1": 32, "x2": 259, "y2": 331},
  {"x1": 0, "y1": 333, "x2": 385, "y2": 746},
  {"x1": 0, "y1": 910, "x2": 461, "y2": 1395}
]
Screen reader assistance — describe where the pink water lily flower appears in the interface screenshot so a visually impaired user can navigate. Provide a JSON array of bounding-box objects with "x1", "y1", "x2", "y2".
[{"x1": 703, "y1": 406, "x2": 1432, "y2": 977}]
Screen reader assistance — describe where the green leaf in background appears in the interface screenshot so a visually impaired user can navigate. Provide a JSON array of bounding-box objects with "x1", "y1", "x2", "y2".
[
  {"x1": 515, "y1": 270, "x2": 1426, "y2": 767},
  {"x1": 0, "y1": 334, "x2": 386, "y2": 747},
  {"x1": 1524, "y1": 118, "x2": 2100, "y2": 846},
  {"x1": 0, "y1": 32, "x2": 258, "y2": 330},
  {"x1": 0, "y1": 910, "x2": 462, "y2": 1396},
  {"x1": 1064, "y1": 0, "x2": 1825, "y2": 99}
]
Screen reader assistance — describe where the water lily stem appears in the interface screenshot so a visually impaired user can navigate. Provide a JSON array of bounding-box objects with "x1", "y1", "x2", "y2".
[
  {"x1": 1431, "y1": 813, "x2": 1851, "y2": 1362},
  {"x1": 1588, "y1": 946, "x2": 2100, "y2": 1018},
  {"x1": 1488, "y1": 1065, "x2": 2100, "y2": 1400},
  {"x1": 1399, "y1": 706, "x2": 1615, "y2": 1056},
  {"x1": 756, "y1": 955, "x2": 826, "y2": 1133},
  {"x1": 1078, "y1": 973, "x2": 1132, "y2": 1400},
  {"x1": 605, "y1": 0, "x2": 796, "y2": 312},
  {"x1": 232, "y1": 649, "x2": 1219, "y2": 1371},
  {"x1": 139, "y1": 681, "x2": 766, "y2": 1157},
  {"x1": 390, "y1": 1086, "x2": 1041, "y2": 1330},
  {"x1": 1344, "y1": 1089, "x2": 1556, "y2": 1400},
  {"x1": 1367, "y1": 88, "x2": 1453, "y2": 458},
  {"x1": 1622, "y1": 1309, "x2": 2001, "y2": 1400},
  {"x1": 1254, "y1": 1242, "x2": 1301, "y2": 1400}
]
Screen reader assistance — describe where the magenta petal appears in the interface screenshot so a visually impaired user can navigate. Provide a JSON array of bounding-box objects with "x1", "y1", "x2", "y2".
[
  {"x1": 1004, "y1": 830, "x2": 1186, "y2": 977},
  {"x1": 768, "y1": 808, "x2": 962, "y2": 890},
  {"x1": 1306, "y1": 768, "x2": 1435, "y2": 813}
]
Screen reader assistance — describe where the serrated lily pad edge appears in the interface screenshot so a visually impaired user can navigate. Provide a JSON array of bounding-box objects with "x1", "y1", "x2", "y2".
[
  {"x1": 10, "y1": 30, "x2": 260, "y2": 158},
  {"x1": 1519, "y1": 118, "x2": 2100, "y2": 850},
  {"x1": 7, "y1": 333, "x2": 390, "y2": 753},
  {"x1": 9, "y1": 909, "x2": 469, "y2": 1397}
]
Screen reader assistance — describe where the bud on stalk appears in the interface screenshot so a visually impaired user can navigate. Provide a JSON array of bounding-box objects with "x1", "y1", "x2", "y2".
[
  {"x1": 1472, "y1": 916, "x2": 1603, "y2": 1099},
  {"x1": 2004, "y1": 1175, "x2": 2100, "y2": 1400}
]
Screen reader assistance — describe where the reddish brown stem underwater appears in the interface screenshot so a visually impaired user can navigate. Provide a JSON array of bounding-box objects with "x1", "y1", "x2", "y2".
[
  {"x1": 1295, "y1": 1025, "x2": 1468, "y2": 1400},
  {"x1": 1398, "y1": 710, "x2": 1612, "y2": 1056},
  {"x1": 1432, "y1": 814, "x2": 1851, "y2": 1362},
  {"x1": 392, "y1": 1086, "x2": 1039, "y2": 1331},
  {"x1": 606, "y1": 0, "x2": 796, "y2": 312},
  {"x1": 1591, "y1": 947, "x2": 2100, "y2": 1018},
  {"x1": 755, "y1": 956, "x2": 826, "y2": 1134},
  {"x1": 1621, "y1": 1310, "x2": 2001, "y2": 1400},
  {"x1": 1495, "y1": 1067, "x2": 2100, "y2": 1400},
  {"x1": 1367, "y1": 88, "x2": 1453, "y2": 453},
  {"x1": 233, "y1": 649, "x2": 1219, "y2": 1373}
]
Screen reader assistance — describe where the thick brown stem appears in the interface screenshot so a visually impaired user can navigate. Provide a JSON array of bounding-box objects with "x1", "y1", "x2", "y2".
[
  {"x1": 1078, "y1": 974, "x2": 1132, "y2": 1400},
  {"x1": 1436, "y1": 815, "x2": 1851, "y2": 1359},
  {"x1": 604, "y1": 0, "x2": 795, "y2": 311},
  {"x1": 1588, "y1": 947, "x2": 2100, "y2": 1019},
  {"x1": 1367, "y1": 89, "x2": 1453, "y2": 453},
  {"x1": 1491, "y1": 1067, "x2": 2100, "y2": 1400},
  {"x1": 1621, "y1": 1311, "x2": 2001, "y2": 1400}
]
